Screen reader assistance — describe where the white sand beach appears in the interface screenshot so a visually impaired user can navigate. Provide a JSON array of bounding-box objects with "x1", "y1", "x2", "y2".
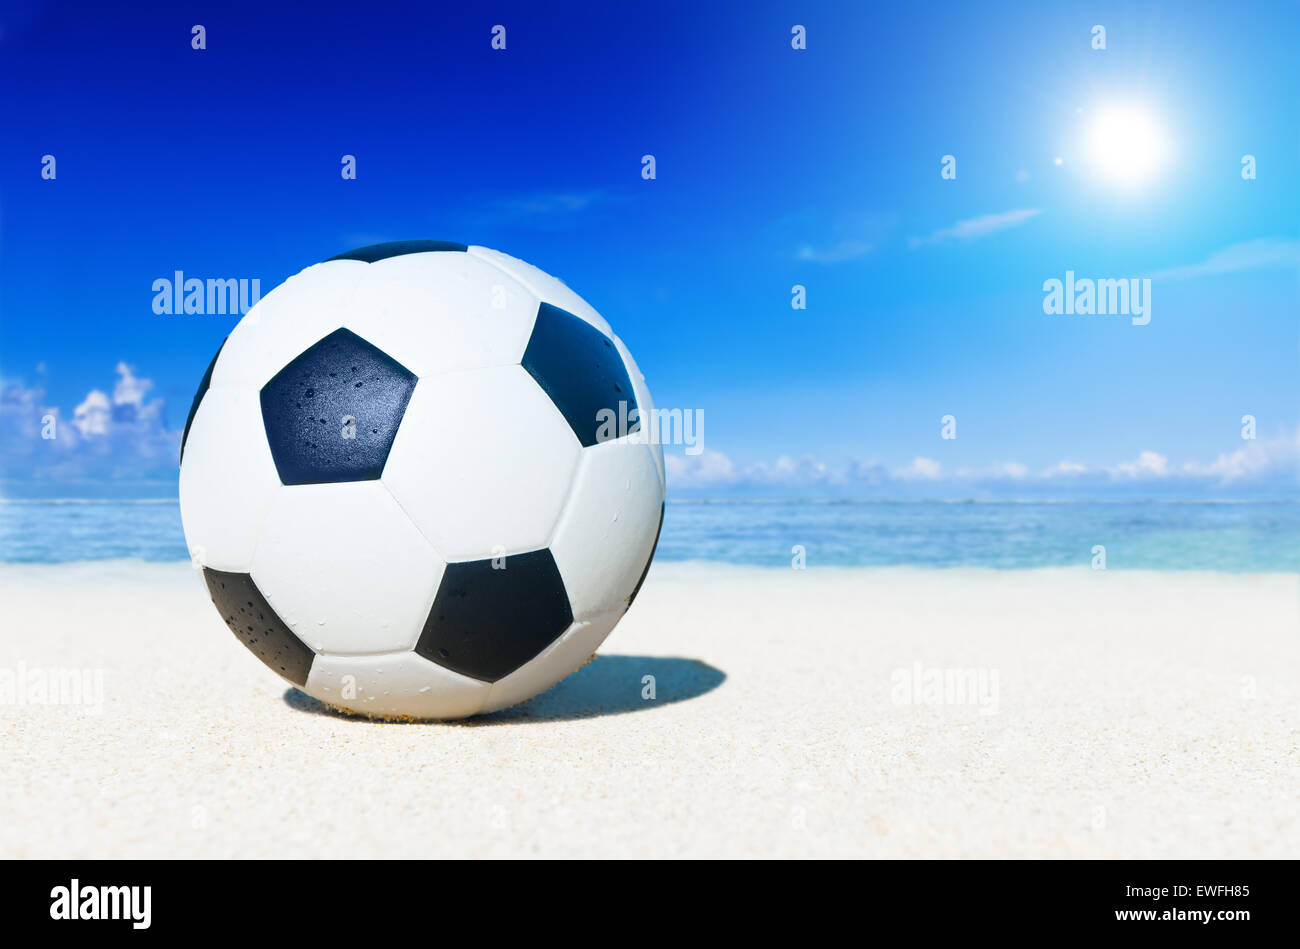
[{"x1": 2, "y1": 560, "x2": 1297, "y2": 859}]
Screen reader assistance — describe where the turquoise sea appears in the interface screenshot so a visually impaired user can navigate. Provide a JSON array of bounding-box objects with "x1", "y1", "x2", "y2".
[{"x1": 1, "y1": 498, "x2": 1297, "y2": 571}]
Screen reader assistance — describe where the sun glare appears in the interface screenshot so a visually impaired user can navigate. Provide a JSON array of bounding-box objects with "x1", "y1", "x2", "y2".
[{"x1": 1086, "y1": 106, "x2": 1166, "y2": 186}]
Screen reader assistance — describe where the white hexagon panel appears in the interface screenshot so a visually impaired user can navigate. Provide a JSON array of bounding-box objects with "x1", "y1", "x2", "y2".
[
  {"x1": 178, "y1": 386, "x2": 282, "y2": 572},
  {"x1": 306, "y1": 651, "x2": 490, "y2": 720},
  {"x1": 550, "y1": 439, "x2": 664, "y2": 620},
  {"x1": 468, "y1": 244, "x2": 614, "y2": 337},
  {"x1": 341, "y1": 249, "x2": 540, "y2": 379},
  {"x1": 382, "y1": 364, "x2": 580, "y2": 562},
  {"x1": 208, "y1": 258, "x2": 368, "y2": 392},
  {"x1": 250, "y1": 480, "x2": 444, "y2": 655}
]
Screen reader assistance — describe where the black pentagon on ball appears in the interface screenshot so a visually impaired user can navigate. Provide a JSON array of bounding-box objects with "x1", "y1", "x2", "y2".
[
  {"x1": 259, "y1": 328, "x2": 417, "y2": 486},
  {"x1": 522, "y1": 303, "x2": 639, "y2": 448},
  {"x1": 179, "y1": 335, "x2": 227, "y2": 464},
  {"x1": 325, "y1": 240, "x2": 467, "y2": 263},
  {"x1": 203, "y1": 567, "x2": 314, "y2": 686},
  {"x1": 415, "y1": 549, "x2": 574, "y2": 683}
]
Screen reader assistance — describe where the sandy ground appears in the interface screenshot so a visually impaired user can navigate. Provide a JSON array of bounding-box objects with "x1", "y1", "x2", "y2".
[{"x1": 2, "y1": 560, "x2": 1298, "y2": 858}]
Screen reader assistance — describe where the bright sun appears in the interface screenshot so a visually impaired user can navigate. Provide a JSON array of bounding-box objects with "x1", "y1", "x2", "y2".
[{"x1": 1086, "y1": 106, "x2": 1166, "y2": 186}]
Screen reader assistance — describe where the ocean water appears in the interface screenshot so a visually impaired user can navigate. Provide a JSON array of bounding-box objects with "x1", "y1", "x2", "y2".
[
  {"x1": 656, "y1": 499, "x2": 1300, "y2": 571},
  {"x1": 0, "y1": 499, "x2": 1297, "y2": 571}
]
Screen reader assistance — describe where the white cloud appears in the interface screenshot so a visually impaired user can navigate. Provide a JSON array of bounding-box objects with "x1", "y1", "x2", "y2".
[
  {"x1": 1111, "y1": 450, "x2": 1169, "y2": 479},
  {"x1": 745, "y1": 455, "x2": 832, "y2": 485},
  {"x1": 664, "y1": 449, "x2": 737, "y2": 488},
  {"x1": 666, "y1": 451, "x2": 835, "y2": 489},
  {"x1": 897, "y1": 457, "x2": 941, "y2": 480},
  {"x1": 662, "y1": 434, "x2": 1300, "y2": 497},
  {"x1": 911, "y1": 208, "x2": 1041, "y2": 247},
  {"x1": 1148, "y1": 238, "x2": 1300, "y2": 281},
  {"x1": 1, "y1": 363, "x2": 180, "y2": 485},
  {"x1": 1180, "y1": 430, "x2": 1300, "y2": 482},
  {"x1": 113, "y1": 361, "x2": 153, "y2": 409},
  {"x1": 72, "y1": 389, "x2": 111, "y2": 437},
  {"x1": 68, "y1": 363, "x2": 162, "y2": 438}
]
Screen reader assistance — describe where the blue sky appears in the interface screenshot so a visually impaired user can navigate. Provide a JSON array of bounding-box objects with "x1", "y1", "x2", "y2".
[{"x1": 1, "y1": 0, "x2": 1297, "y2": 497}]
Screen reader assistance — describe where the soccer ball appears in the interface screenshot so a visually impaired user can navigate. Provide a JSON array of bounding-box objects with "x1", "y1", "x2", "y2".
[{"x1": 178, "y1": 241, "x2": 665, "y2": 719}]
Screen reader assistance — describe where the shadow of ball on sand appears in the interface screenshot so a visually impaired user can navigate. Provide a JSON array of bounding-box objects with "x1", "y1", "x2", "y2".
[{"x1": 283, "y1": 654, "x2": 725, "y2": 724}]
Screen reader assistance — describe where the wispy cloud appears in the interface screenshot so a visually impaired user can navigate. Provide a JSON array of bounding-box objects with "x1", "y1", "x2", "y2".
[
  {"x1": 910, "y1": 208, "x2": 1041, "y2": 247},
  {"x1": 500, "y1": 191, "x2": 604, "y2": 216},
  {"x1": 1042, "y1": 460, "x2": 1086, "y2": 478},
  {"x1": 1147, "y1": 238, "x2": 1300, "y2": 281},
  {"x1": 459, "y1": 190, "x2": 614, "y2": 233},
  {"x1": 796, "y1": 239, "x2": 875, "y2": 264},
  {"x1": 956, "y1": 460, "x2": 1028, "y2": 480},
  {"x1": 442, "y1": 190, "x2": 612, "y2": 239}
]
